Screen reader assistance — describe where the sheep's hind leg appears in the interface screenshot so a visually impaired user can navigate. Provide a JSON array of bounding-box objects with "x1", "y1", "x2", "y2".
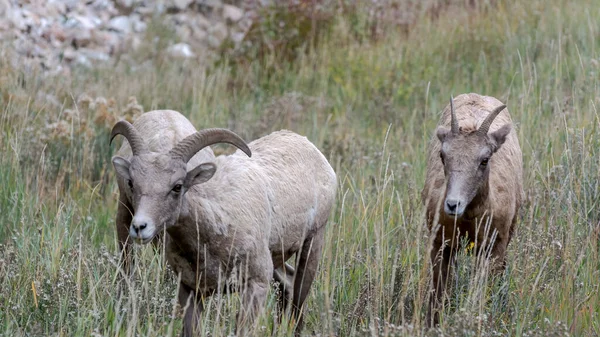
[
  {"x1": 291, "y1": 226, "x2": 326, "y2": 335},
  {"x1": 273, "y1": 262, "x2": 295, "y2": 321}
]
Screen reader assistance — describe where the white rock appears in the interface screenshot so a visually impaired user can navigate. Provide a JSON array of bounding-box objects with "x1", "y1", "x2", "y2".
[
  {"x1": 79, "y1": 48, "x2": 111, "y2": 62},
  {"x1": 75, "y1": 54, "x2": 92, "y2": 67},
  {"x1": 230, "y1": 31, "x2": 245, "y2": 43},
  {"x1": 130, "y1": 14, "x2": 146, "y2": 32},
  {"x1": 222, "y1": 4, "x2": 243, "y2": 23},
  {"x1": 166, "y1": 43, "x2": 195, "y2": 59},
  {"x1": 8, "y1": 9, "x2": 27, "y2": 31},
  {"x1": 0, "y1": 0, "x2": 12, "y2": 18},
  {"x1": 168, "y1": 0, "x2": 193, "y2": 11},
  {"x1": 66, "y1": 15, "x2": 100, "y2": 30},
  {"x1": 107, "y1": 15, "x2": 132, "y2": 33}
]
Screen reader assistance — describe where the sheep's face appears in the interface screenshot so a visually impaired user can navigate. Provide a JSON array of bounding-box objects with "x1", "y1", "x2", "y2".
[
  {"x1": 436, "y1": 124, "x2": 511, "y2": 217},
  {"x1": 112, "y1": 153, "x2": 216, "y2": 243}
]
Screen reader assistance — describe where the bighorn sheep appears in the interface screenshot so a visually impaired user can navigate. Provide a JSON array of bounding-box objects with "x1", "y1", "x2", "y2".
[
  {"x1": 113, "y1": 110, "x2": 215, "y2": 273},
  {"x1": 421, "y1": 93, "x2": 523, "y2": 325},
  {"x1": 110, "y1": 119, "x2": 337, "y2": 336}
]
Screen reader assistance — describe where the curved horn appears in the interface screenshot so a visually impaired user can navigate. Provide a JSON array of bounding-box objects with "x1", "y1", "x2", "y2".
[
  {"x1": 170, "y1": 128, "x2": 252, "y2": 163},
  {"x1": 110, "y1": 120, "x2": 148, "y2": 155},
  {"x1": 450, "y1": 96, "x2": 459, "y2": 135},
  {"x1": 477, "y1": 104, "x2": 507, "y2": 135}
]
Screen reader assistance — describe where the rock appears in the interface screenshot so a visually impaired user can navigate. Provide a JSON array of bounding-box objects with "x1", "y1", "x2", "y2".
[
  {"x1": 79, "y1": 48, "x2": 111, "y2": 62},
  {"x1": 222, "y1": 5, "x2": 243, "y2": 23},
  {"x1": 208, "y1": 21, "x2": 228, "y2": 41},
  {"x1": 42, "y1": 24, "x2": 67, "y2": 43},
  {"x1": 91, "y1": 30, "x2": 120, "y2": 51},
  {"x1": 65, "y1": 15, "x2": 100, "y2": 30},
  {"x1": 44, "y1": 1, "x2": 67, "y2": 17},
  {"x1": 135, "y1": 6, "x2": 159, "y2": 17},
  {"x1": 108, "y1": 15, "x2": 132, "y2": 33},
  {"x1": 62, "y1": 48, "x2": 78, "y2": 62},
  {"x1": 193, "y1": 14, "x2": 211, "y2": 30},
  {"x1": 166, "y1": 43, "x2": 195, "y2": 59},
  {"x1": 1, "y1": 0, "x2": 256, "y2": 75},
  {"x1": 8, "y1": 9, "x2": 27, "y2": 31},
  {"x1": 230, "y1": 31, "x2": 245, "y2": 44},
  {"x1": 70, "y1": 29, "x2": 92, "y2": 48},
  {"x1": 0, "y1": 0, "x2": 12, "y2": 18},
  {"x1": 130, "y1": 15, "x2": 146, "y2": 33},
  {"x1": 168, "y1": 0, "x2": 193, "y2": 11},
  {"x1": 197, "y1": 0, "x2": 223, "y2": 10},
  {"x1": 114, "y1": 0, "x2": 135, "y2": 11},
  {"x1": 176, "y1": 25, "x2": 192, "y2": 41},
  {"x1": 123, "y1": 35, "x2": 143, "y2": 52},
  {"x1": 191, "y1": 27, "x2": 207, "y2": 42}
]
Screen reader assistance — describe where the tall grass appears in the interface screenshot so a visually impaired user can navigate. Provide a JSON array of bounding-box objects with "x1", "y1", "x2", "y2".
[{"x1": 1, "y1": 0, "x2": 599, "y2": 336}]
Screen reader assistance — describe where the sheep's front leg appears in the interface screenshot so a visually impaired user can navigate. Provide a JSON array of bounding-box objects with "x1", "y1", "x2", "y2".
[
  {"x1": 178, "y1": 283, "x2": 204, "y2": 337},
  {"x1": 116, "y1": 196, "x2": 133, "y2": 275},
  {"x1": 236, "y1": 278, "x2": 269, "y2": 335},
  {"x1": 488, "y1": 236, "x2": 508, "y2": 275},
  {"x1": 427, "y1": 239, "x2": 452, "y2": 327}
]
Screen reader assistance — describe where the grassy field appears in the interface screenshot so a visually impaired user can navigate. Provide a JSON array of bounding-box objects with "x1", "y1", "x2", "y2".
[{"x1": 1, "y1": 0, "x2": 600, "y2": 336}]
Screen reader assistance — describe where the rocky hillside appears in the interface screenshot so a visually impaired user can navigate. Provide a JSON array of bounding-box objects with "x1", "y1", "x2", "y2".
[{"x1": 0, "y1": 0, "x2": 251, "y2": 75}]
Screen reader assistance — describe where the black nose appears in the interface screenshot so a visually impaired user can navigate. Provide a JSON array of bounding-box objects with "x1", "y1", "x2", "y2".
[
  {"x1": 133, "y1": 222, "x2": 147, "y2": 232},
  {"x1": 446, "y1": 199, "x2": 459, "y2": 212}
]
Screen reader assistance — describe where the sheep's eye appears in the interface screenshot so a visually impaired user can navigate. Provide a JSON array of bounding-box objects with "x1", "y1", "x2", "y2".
[
  {"x1": 172, "y1": 184, "x2": 182, "y2": 194},
  {"x1": 480, "y1": 158, "x2": 489, "y2": 167},
  {"x1": 439, "y1": 152, "x2": 445, "y2": 164},
  {"x1": 127, "y1": 179, "x2": 134, "y2": 189}
]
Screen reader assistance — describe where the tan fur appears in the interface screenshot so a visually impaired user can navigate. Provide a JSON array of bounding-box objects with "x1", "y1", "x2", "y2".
[
  {"x1": 421, "y1": 93, "x2": 523, "y2": 325},
  {"x1": 111, "y1": 120, "x2": 337, "y2": 336},
  {"x1": 167, "y1": 130, "x2": 336, "y2": 336}
]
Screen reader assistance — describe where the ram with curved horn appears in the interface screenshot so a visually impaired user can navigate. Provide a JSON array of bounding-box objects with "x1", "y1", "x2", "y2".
[
  {"x1": 421, "y1": 93, "x2": 523, "y2": 325},
  {"x1": 111, "y1": 110, "x2": 216, "y2": 274},
  {"x1": 110, "y1": 111, "x2": 337, "y2": 337}
]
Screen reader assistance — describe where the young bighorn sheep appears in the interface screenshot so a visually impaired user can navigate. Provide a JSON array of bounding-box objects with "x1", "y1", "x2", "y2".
[
  {"x1": 113, "y1": 110, "x2": 214, "y2": 273},
  {"x1": 110, "y1": 122, "x2": 337, "y2": 336},
  {"x1": 421, "y1": 93, "x2": 523, "y2": 325}
]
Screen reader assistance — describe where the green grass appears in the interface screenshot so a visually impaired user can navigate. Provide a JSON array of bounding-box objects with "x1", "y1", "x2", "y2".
[{"x1": 1, "y1": 0, "x2": 600, "y2": 336}]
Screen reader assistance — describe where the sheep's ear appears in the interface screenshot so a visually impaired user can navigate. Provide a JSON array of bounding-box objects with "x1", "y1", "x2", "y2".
[
  {"x1": 112, "y1": 156, "x2": 131, "y2": 180},
  {"x1": 185, "y1": 163, "x2": 216, "y2": 188},
  {"x1": 436, "y1": 126, "x2": 451, "y2": 142},
  {"x1": 489, "y1": 124, "x2": 511, "y2": 152}
]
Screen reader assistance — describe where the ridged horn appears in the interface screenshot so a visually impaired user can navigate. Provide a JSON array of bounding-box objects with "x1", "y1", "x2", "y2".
[
  {"x1": 450, "y1": 96, "x2": 459, "y2": 135},
  {"x1": 477, "y1": 104, "x2": 507, "y2": 135},
  {"x1": 170, "y1": 128, "x2": 252, "y2": 163},
  {"x1": 110, "y1": 120, "x2": 148, "y2": 155}
]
